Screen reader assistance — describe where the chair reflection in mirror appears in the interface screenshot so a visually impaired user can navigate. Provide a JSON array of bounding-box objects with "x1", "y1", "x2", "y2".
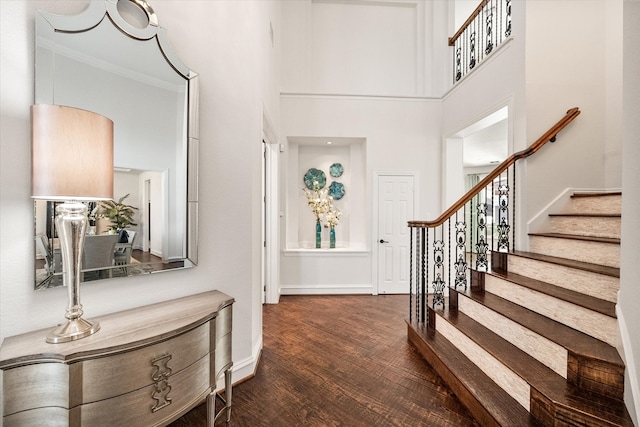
[
  {"x1": 82, "y1": 234, "x2": 118, "y2": 281},
  {"x1": 114, "y1": 230, "x2": 136, "y2": 275},
  {"x1": 35, "y1": 233, "x2": 54, "y2": 287}
]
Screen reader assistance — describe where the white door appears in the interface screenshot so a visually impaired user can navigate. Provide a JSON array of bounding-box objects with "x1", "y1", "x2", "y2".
[{"x1": 377, "y1": 174, "x2": 415, "y2": 294}]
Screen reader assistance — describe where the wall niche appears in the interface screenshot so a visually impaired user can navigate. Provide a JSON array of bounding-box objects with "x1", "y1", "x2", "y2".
[{"x1": 286, "y1": 137, "x2": 366, "y2": 250}]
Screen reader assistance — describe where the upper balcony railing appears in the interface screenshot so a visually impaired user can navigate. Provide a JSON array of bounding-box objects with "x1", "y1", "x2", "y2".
[{"x1": 450, "y1": 0, "x2": 512, "y2": 83}]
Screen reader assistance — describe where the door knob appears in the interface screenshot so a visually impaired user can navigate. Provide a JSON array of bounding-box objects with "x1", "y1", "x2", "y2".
[{"x1": 379, "y1": 239, "x2": 389, "y2": 244}]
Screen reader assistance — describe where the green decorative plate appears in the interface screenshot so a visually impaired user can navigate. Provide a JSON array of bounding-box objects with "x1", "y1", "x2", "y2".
[
  {"x1": 329, "y1": 163, "x2": 344, "y2": 177},
  {"x1": 328, "y1": 181, "x2": 345, "y2": 200},
  {"x1": 304, "y1": 168, "x2": 326, "y2": 190}
]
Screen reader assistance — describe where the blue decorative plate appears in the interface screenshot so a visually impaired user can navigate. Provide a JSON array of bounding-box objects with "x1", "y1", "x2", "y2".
[
  {"x1": 328, "y1": 181, "x2": 345, "y2": 200},
  {"x1": 303, "y1": 168, "x2": 326, "y2": 190},
  {"x1": 329, "y1": 163, "x2": 344, "y2": 177}
]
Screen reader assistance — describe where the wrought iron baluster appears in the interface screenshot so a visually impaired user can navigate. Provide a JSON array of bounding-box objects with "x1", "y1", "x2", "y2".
[
  {"x1": 454, "y1": 210, "x2": 468, "y2": 290},
  {"x1": 448, "y1": 219, "x2": 451, "y2": 298},
  {"x1": 470, "y1": 196, "x2": 475, "y2": 272},
  {"x1": 463, "y1": 27, "x2": 468, "y2": 78},
  {"x1": 497, "y1": 0, "x2": 502, "y2": 45},
  {"x1": 455, "y1": 45, "x2": 462, "y2": 82},
  {"x1": 485, "y1": 2, "x2": 494, "y2": 55},
  {"x1": 491, "y1": 177, "x2": 495, "y2": 254},
  {"x1": 469, "y1": 31, "x2": 476, "y2": 70},
  {"x1": 512, "y1": 163, "x2": 516, "y2": 251},
  {"x1": 420, "y1": 228, "x2": 426, "y2": 324},
  {"x1": 409, "y1": 227, "x2": 413, "y2": 322},
  {"x1": 497, "y1": 173, "x2": 511, "y2": 252},
  {"x1": 505, "y1": 0, "x2": 512, "y2": 37},
  {"x1": 432, "y1": 228, "x2": 445, "y2": 309},
  {"x1": 416, "y1": 227, "x2": 421, "y2": 322},
  {"x1": 424, "y1": 228, "x2": 429, "y2": 322},
  {"x1": 475, "y1": 191, "x2": 488, "y2": 271}
]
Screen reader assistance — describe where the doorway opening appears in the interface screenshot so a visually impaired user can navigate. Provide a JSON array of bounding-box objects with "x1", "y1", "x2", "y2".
[{"x1": 443, "y1": 106, "x2": 509, "y2": 209}]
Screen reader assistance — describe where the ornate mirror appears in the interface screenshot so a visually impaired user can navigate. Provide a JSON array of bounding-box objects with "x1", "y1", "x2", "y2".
[{"x1": 34, "y1": 0, "x2": 199, "y2": 289}]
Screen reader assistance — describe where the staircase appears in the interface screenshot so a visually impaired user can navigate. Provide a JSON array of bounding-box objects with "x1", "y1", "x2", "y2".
[{"x1": 408, "y1": 192, "x2": 634, "y2": 426}]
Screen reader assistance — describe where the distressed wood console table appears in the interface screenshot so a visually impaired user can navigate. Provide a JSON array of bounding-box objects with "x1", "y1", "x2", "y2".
[{"x1": 0, "y1": 290, "x2": 234, "y2": 426}]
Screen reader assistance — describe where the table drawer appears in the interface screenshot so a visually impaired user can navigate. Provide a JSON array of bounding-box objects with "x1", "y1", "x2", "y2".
[
  {"x1": 3, "y1": 407, "x2": 69, "y2": 427},
  {"x1": 215, "y1": 332, "x2": 232, "y2": 380},
  {"x1": 3, "y1": 363, "x2": 68, "y2": 415},
  {"x1": 79, "y1": 354, "x2": 211, "y2": 426},
  {"x1": 216, "y1": 305, "x2": 232, "y2": 340},
  {"x1": 79, "y1": 322, "x2": 210, "y2": 404}
]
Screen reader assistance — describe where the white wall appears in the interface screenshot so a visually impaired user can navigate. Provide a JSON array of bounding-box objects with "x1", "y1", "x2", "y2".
[
  {"x1": 281, "y1": 0, "x2": 429, "y2": 97},
  {"x1": 619, "y1": 0, "x2": 640, "y2": 422},
  {"x1": 138, "y1": 170, "x2": 164, "y2": 256},
  {"x1": 279, "y1": 0, "x2": 442, "y2": 295},
  {"x1": 280, "y1": 95, "x2": 441, "y2": 294},
  {"x1": 0, "y1": 1, "x2": 280, "y2": 416},
  {"x1": 524, "y1": 1, "x2": 619, "y2": 220}
]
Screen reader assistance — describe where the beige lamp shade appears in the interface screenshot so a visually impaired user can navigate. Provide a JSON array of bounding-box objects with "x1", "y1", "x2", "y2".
[{"x1": 31, "y1": 104, "x2": 114, "y2": 201}]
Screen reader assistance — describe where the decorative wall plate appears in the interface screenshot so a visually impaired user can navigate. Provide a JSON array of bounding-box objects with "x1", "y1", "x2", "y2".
[
  {"x1": 304, "y1": 168, "x2": 326, "y2": 190},
  {"x1": 329, "y1": 163, "x2": 344, "y2": 177},
  {"x1": 328, "y1": 181, "x2": 345, "y2": 200}
]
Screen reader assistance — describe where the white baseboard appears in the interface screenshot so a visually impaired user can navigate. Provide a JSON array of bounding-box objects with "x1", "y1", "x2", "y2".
[
  {"x1": 527, "y1": 187, "x2": 574, "y2": 234},
  {"x1": 217, "y1": 334, "x2": 263, "y2": 390},
  {"x1": 280, "y1": 284, "x2": 373, "y2": 295}
]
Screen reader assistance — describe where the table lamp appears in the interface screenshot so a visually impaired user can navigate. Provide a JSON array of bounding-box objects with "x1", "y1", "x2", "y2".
[{"x1": 31, "y1": 104, "x2": 114, "y2": 344}]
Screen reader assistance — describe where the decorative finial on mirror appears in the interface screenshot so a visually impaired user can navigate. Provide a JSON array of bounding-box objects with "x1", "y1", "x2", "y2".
[{"x1": 115, "y1": 0, "x2": 158, "y2": 29}]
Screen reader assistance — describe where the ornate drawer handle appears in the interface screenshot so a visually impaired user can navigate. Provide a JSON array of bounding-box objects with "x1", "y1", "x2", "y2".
[{"x1": 151, "y1": 354, "x2": 173, "y2": 412}]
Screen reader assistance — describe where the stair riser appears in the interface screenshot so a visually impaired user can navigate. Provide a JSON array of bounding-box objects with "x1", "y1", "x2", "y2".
[
  {"x1": 485, "y1": 275, "x2": 620, "y2": 347},
  {"x1": 507, "y1": 256, "x2": 619, "y2": 303},
  {"x1": 569, "y1": 195, "x2": 622, "y2": 215},
  {"x1": 548, "y1": 216, "x2": 620, "y2": 239},
  {"x1": 458, "y1": 294, "x2": 568, "y2": 378},
  {"x1": 530, "y1": 388, "x2": 620, "y2": 427},
  {"x1": 568, "y1": 354, "x2": 625, "y2": 400},
  {"x1": 407, "y1": 324, "x2": 510, "y2": 427},
  {"x1": 435, "y1": 315, "x2": 531, "y2": 411},
  {"x1": 529, "y1": 236, "x2": 620, "y2": 268}
]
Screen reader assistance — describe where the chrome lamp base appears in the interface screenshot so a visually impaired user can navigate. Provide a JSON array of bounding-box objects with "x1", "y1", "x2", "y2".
[
  {"x1": 46, "y1": 201, "x2": 101, "y2": 344},
  {"x1": 46, "y1": 317, "x2": 101, "y2": 344}
]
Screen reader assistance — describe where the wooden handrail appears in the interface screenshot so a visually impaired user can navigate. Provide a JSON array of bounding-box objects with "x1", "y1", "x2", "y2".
[
  {"x1": 409, "y1": 107, "x2": 581, "y2": 228},
  {"x1": 448, "y1": 0, "x2": 490, "y2": 46}
]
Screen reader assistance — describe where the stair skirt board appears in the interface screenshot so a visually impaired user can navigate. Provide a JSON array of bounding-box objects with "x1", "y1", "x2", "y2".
[
  {"x1": 508, "y1": 255, "x2": 619, "y2": 303},
  {"x1": 528, "y1": 236, "x2": 620, "y2": 268},
  {"x1": 435, "y1": 318, "x2": 531, "y2": 411},
  {"x1": 548, "y1": 216, "x2": 621, "y2": 239},
  {"x1": 485, "y1": 275, "x2": 619, "y2": 348},
  {"x1": 458, "y1": 295, "x2": 568, "y2": 378}
]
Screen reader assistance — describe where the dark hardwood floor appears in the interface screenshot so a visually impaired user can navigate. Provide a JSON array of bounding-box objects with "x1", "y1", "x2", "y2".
[{"x1": 169, "y1": 294, "x2": 479, "y2": 427}]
